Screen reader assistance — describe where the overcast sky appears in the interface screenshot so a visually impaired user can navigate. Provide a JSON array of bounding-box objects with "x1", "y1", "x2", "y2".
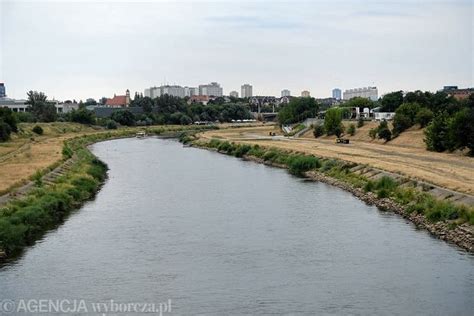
[{"x1": 1, "y1": 0, "x2": 472, "y2": 100}]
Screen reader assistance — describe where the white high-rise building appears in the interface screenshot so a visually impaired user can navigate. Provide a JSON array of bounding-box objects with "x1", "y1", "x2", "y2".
[
  {"x1": 144, "y1": 88, "x2": 151, "y2": 98},
  {"x1": 241, "y1": 84, "x2": 253, "y2": 98},
  {"x1": 301, "y1": 90, "x2": 311, "y2": 97},
  {"x1": 281, "y1": 89, "x2": 291, "y2": 97},
  {"x1": 184, "y1": 87, "x2": 198, "y2": 97},
  {"x1": 229, "y1": 91, "x2": 239, "y2": 98},
  {"x1": 199, "y1": 82, "x2": 223, "y2": 97},
  {"x1": 146, "y1": 85, "x2": 187, "y2": 98},
  {"x1": 343, "y1": 86, "x2": 378, "y2": 101}
]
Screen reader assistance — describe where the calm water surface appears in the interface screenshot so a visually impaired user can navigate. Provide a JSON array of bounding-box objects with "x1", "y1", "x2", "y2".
[{"x1": 1, "y1": 138, "x2": 473, "y2": 315}]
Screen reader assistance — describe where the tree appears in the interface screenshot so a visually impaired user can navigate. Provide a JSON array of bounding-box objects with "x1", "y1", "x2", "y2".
[
  {"x1": 380, "y1": 91, "x2": 404, "y2": 112},
  {"x1": 392, "y1": 102, "x2": 421, "y2": 136},
  {"x1": 357, "y1": 117, "x2": 364, "y2": 128},
  {"x1": 111, "y1": 110, "x2": 135, "y2": 126},
  {"x1": 133, "y1": 96, "x2": 153, "y2": 113},
  {"x1": 278, "y1": 97, "x2": 319, "y2": 125},
  {"x1": 447, "y1": 108, "x2": 474, "y2": 155},
  {"x1": 69, "y1": 108, "x2": 95, "y2": 124},
  {"x1": 424, "y1": 112, "x2": 450, "y2": 152},
  {"x1": 25, "y1": 91, "x2": 57, "y2": 122},
  {"x1": 324, "y1": 108, "x2": 345, "y2": 136},
  {"x1": 415, "y1": 108, "x2": 434, "y2": 127},
  {"x1": 343, "y1": 97, "x2": 374, "y2": 109},
  {"x1": 0, "y1": 122, "x2": 12, "y2": 142}
]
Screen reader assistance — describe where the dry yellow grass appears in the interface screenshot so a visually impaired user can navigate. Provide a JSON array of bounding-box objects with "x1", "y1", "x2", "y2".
[
  {"x1": 0, "y1": 123, "x2": 101, "y2": 193},
  {"x1": 200, "y1": 125, "x2": 474, "y2": 195}
]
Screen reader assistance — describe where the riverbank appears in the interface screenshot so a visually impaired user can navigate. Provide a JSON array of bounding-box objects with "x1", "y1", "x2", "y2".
[
  {"x1": 0, "y1": 125, "x2": 215, "y2": 260},
  {"x1": 186, "y1": 137, "x2": 474, "y2": 252}
]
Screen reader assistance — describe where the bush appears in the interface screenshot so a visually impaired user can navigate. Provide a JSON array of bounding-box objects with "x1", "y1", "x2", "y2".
[
  {"x1": 357, "y1": 117, "x2": 364, "y2": 128},
  {"x1": 288, "y1": 155, "x2": 320, "y2": 176},
  {"x1": 32, "y1": 125, "x2": 44, "y2": 135},
  {"x1": 313, "y1": 125, "x2": 324, "y2": 138},
  {"x1": 106, "y1": 120, "x2": 118, "y2": 130},
  {"x1": 217, "y1": 141, "x2": 233, "y2": 153},
  {"x1": 233, "y1": 144, "x2": 251, "y2": 158},
  {"x1": 347, "y1": 124, "x2": 356, "y2": 136},
  {"x1": 0, "y1": 121, "x2": 12, "y2": 142},
  {"x1": 369, "y1": 128, "x2": 377, "y2": 139},
  {"x1": 377, "y1": 120, "x2": 392, "y2": 142}
]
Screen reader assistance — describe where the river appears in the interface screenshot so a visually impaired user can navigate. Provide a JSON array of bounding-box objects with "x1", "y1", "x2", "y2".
[{"x1": 1, "y1": 138, "x2": 473, "y2": 315}]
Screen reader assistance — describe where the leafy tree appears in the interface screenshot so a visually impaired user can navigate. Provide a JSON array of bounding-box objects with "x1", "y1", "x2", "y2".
[
  {"x1": 278, "y1": 97, "x2": 319, "y2": 125},
  {"x1": 106, "y1": 120, "x2": 118, "y2": 129},
  {"x1": 111, "y1": 110, "x2": 135, "y2": 126},
  {"x1": 324, "y1": 108, "x2": 345, "y2": 136},
  {"x1": 132, "y1": 96, "x2": 153, "y2": 113},
  {"x1": 392, "y1": 102, "x2": 421, "y2": 135},
  {"x1": 380, "y1": 91, "x2": 403, "y2": 112},
  {"x1": 415, "y1": 108, "x2": 434, "y2": 127},
  {"x1": 343, "y1": 97, "x2": 374, "y2": 109},
  {"x1": 447, "y1": 108, "x2": 474, "y2": 155},
  {"x1": 25, "y1": 91, "x2": 57, "y2": 122},
  {"x1": 424, "y1": 112, "x2": 450, "y2": 152},
  {"x1": 69, "y1": 108, "x2": 95, "y2": 125}
]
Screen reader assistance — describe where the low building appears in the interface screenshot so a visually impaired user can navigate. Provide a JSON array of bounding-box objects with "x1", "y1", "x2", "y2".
[
  {"x1": 0, "y1": 98, "x2": 28, "y2": 112},
  {"x1": 229, "y1": 91, "x2": 239, "y2": 98},
  {"x1": 188, "y1": 95, "x2": 211, "y2": 105},
  {"x1": 445, "y1": 87, "x2": 474, "y2": 101},
  {"x1": 374, "y1": 112, "x2": 395, "y2": 121},
  {"x1": 105, "y1": 89, "x2": 131, "y2": 107}
]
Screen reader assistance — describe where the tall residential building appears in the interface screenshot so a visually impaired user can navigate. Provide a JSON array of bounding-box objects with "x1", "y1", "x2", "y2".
[
  {"x1": 343, "y1": 86, "x2": 378, "y2": 101},
  {"x1": 332, "y1": 88, "x2": 342, "y2": 100},
  {"x1": 199, "y1": 82, "x2": 223, "y2": 97},
  {"x1": 229, "y1": 91, "x2": 239, "y2": 98},
  {"x1": 301, "y1": 90, "x2": 311, "y2": 97},
  {"x1": 241, "y1": 84, "x2": 253, "y2": 98},
  {"x1": 281, "y1": 89, "x2": 291, "y2": 97},
  {"x1": 184, "y1": 86, "x2": 198, "y2": 97},
  {"x1": 146, "y1": 85, "x2": 187, "y2": 98},
  {"x1": 0, "y1": 83, "x2": 6, "y2": 98}
]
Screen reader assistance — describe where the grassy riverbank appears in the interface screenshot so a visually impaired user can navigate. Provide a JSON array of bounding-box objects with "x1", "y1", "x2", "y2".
[
  {"x1": 188, "y1": 138, "x2": 474, "y2": 228},
  {"x1": 0, "y1": 125, "x2": 215, "y2": 258}
]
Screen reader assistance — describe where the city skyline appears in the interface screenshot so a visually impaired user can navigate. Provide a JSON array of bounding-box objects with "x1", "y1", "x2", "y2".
[{"x1": 1, "y1": 0, "x2": 472, "y2": 100}]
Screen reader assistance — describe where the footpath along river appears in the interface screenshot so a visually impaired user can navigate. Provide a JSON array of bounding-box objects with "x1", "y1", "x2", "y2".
[{"x1": 0, "y1": 138, "x2": 473, "y2": 315}]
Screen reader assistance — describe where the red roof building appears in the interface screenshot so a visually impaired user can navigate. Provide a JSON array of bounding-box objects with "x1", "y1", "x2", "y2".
[
  {"x1": 106, "y1": 89, "x2": 130, "y2": 107},
  {"x1": 188, "y1": 95, "x2": 211, "y2": 105}
]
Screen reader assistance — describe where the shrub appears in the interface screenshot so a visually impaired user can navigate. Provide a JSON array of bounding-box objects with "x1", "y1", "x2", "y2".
[
  {"x1": 320, "y1": 159, "x2": 339, "y2": 172},
  {"x1": 377, "y1": 120, "x2": 392, "y2": 141},
  {"x1": 288, "y1": 155, "x2": 320, "y2": 176},
  {"x1": 357, "y1": 117, "x2": 364, "y2": 128},
  {"x1": 106, "y1": 120, "x2": 118, "y2": 130},
  {"x1": 233, "y1": 144, "x2": 251, "y2": 158},
  {"x1": 368, "y1": 128, "x2": 377, "y2": 139},
  {"x1": 0, "y1": 122, "x2": 12, "y2": 142},
  {"x1": 313, "y1": 124, "x2": 324, "y2": 138},
  {"x1": 32, "y1": 125, "x2": 44, "y2": 135},
  {"x1": 217, "y1": 141, "x2": 233, "y2": 153},
  {"x1": 347, "y1": 124, "x2": 356, "y2": 136}
]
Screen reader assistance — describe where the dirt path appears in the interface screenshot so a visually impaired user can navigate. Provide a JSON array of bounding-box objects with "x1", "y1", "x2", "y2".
[{"x1": 200, "y1": 126, "x2": 474, "y2": 195}]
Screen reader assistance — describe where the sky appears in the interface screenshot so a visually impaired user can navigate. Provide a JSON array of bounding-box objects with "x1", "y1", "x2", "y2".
[{"x1": 0, "y1": 0, "x2": 473, "y2": 101}]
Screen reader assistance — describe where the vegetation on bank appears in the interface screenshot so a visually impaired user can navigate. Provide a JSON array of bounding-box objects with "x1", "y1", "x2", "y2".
[
  {"x1": 193, "y1": 138, "x2": 474, "y2": 226},
  {"x1": 0, "y1": 125, "x2": 215, "y2": 257}
]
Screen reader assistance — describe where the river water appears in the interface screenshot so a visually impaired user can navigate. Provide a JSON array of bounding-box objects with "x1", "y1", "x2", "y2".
[{"x1": 1, "y1": 138, "x2": 473, "y2": 315}]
